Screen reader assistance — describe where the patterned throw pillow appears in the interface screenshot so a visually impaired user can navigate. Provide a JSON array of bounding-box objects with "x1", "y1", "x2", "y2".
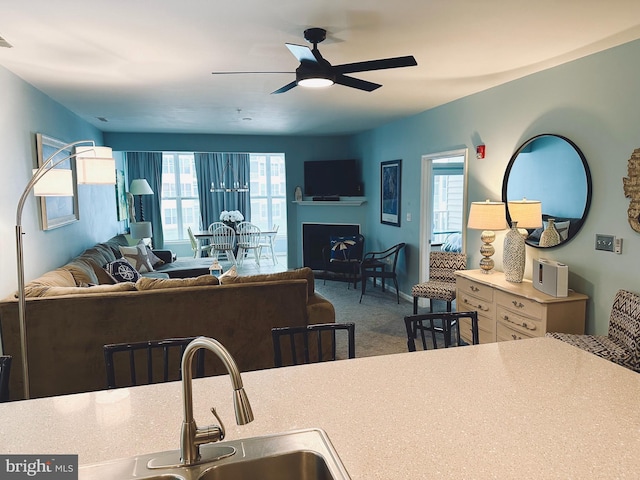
[
  {"x1": 330, "y1": 235, "x2": 359, "y2": 262},
  {"x1": 119, "y1": 244, "x2": 154, "y2": 273},
  {"x1": 104, "y1": 258, "x2": 141, "y2": 283}
]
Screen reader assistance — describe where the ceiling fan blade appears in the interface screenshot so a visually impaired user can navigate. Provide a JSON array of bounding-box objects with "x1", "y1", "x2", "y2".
[
  {"x1": 211, "y1": 71, "x2": 293, "y2": 75},
  {"x1": 271, "y1": 81, "x2": 298, "y2": 95},
  {"x1": 334, "y1": 55, "x2": 417, "y2": 74},
  {"x1": 335, "y1": 74, "x2": 381, "y2": 92},
  {"x1": 285, "y1": 43, "x2": 318, "y2": 64}
]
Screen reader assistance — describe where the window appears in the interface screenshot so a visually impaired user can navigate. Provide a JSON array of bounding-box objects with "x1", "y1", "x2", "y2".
[
  {"x1": 431, "y1": 157, "x2": 464, "y2": 245},
  {"x1": 250, "y1": 153, "x2": 287, "y2": 255},
  {"x1": 161, "y1": 152, "x2": 200, "y2": 241}
]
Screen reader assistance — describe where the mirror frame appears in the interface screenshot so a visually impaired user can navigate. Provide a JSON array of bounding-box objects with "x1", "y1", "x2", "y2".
[{"x1": 501, "y1": 133, "x2": 593, "y2": 248}]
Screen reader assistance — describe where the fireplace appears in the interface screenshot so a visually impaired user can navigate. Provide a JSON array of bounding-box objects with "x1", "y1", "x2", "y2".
[{"x1": 302, "y1": 223, "x2": 360, "y2": 270}]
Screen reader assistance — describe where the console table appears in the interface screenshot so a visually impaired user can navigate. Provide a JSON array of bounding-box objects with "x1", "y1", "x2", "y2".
[{"x1": 455, "y1": 270, "x2": 588, "y2": 344}]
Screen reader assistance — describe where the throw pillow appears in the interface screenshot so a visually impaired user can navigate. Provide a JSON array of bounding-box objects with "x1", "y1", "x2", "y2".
[
  {"x1": 218, "y1": 265, "x2": 239, "y2": 285},
  {"x1": 145, "y1": 245, "x2": 165, "y2": 267},
  {"x1": 330, "y1": 235, "x2": 359, "y2": 262},
  {"x1": 104, "y1": 258, "x2": 141, "y2": 283},
  {"x1": 119, "y1": 244, "x2": 155, "y2": 273},
  {"x1": 136, "y1": 275, "x2": 219, "y2": 291}
]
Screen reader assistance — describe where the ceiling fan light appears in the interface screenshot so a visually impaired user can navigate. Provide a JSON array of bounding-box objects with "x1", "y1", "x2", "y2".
[{"x1": 298, "y1": 77, "x2": 334, "y2": 88}]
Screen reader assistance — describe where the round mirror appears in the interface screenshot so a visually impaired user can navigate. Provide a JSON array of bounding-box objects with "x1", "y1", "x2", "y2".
[{"x1": 502, "y1": 134, "x2": 592, "y2": 248}]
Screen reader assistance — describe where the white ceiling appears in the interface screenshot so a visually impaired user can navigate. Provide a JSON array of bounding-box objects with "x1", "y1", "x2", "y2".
[{"x1": 2, "y1": 1, "x2": 640, "y2": 136}]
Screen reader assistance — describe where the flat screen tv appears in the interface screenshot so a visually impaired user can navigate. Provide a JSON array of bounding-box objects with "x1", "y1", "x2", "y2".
[{"x1": 304, "y1": 159, "x2": 360, "y2": 197}]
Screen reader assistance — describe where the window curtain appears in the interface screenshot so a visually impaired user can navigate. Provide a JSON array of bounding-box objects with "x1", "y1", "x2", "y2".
[
  {"x1": 195, "y1": 153, "x2": 251, "y2": 229},
  {"x1": 125, "y1": 152, "x2": 164, "y2": 248}
]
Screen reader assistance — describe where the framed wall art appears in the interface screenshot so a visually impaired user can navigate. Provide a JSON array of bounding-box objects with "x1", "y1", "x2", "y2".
[
  {"x1": 115, "y1": 170, "x2": 128, "y2": 221},
  {"x1": 381, "y1": 159, "x2": 402, "y2": 227},
  {"x1": 36, "y1": 133, "x2": 79, "y2": 230}
]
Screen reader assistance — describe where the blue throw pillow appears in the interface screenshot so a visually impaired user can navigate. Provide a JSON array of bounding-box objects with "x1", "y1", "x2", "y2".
[
  {"x1": 330, "y1": 235, "x2": 359, "y2": 262},
  {"x1": 104, "y1": 258, "x2": 141, "y2": 283}
]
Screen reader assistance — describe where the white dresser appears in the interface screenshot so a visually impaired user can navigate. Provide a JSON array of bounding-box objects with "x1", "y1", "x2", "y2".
[{"x1": 455, "y1": 269, "x2": 588, "y2": 344}]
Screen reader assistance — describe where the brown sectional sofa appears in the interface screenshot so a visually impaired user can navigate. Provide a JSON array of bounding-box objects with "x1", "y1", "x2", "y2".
[{"x1": 0, "y1": 235, "x2": 334, "y2": 400}]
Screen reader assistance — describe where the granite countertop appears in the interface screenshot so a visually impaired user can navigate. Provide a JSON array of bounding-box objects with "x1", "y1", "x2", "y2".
[{"x1": 1, "y1": 337, "x2": 639, "y2": 479}]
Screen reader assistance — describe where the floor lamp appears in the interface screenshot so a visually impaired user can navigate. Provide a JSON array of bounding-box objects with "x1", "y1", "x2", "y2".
[
  {"x1": 129, "y1": 178, "x2": 154, "y2": 221},
  {"x1": 15, "y1": 141, "x2": 115, "y2": 399}
]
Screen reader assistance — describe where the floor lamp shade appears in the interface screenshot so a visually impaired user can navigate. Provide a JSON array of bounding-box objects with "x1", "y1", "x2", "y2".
[
  {"x1": 504, "y1": 200, "x2": 543, "y2": 283},
  {"x1": 467, "y1": 200, "x2": 507, "y2": 274},
  {"x1": 75, "y1": 146, "x2": 115, "y2": 184},
  {"x1": 129, "y1": 179, "x2": 154, "y2": 221},
  {"x1": 32, "y1": 169, "x2": 73, "y2": 196}
]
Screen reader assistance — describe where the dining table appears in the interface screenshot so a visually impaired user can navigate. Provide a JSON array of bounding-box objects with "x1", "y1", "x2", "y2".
[{"x1": 193, "y1": 229, "x2": 278, "y2": 259}]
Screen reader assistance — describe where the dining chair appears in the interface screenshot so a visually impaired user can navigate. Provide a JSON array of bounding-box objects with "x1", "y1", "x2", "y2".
[
  {"x1": 411, "y1": 251, "x2": 467, "y2": 314},
  {"x1": 236, "y1": 222, "x2": 262, "y2": 266},
  {"x1": 209, "y1": 224, "x2": 237, "y2": 265},
  {"x1": 271, "y1": 323, "x2": 356, "y2": 367},
  {"x1": 207, "y1": 221, "x2": 226, "y2": 233},
  {"x1": 547, "y1": 289, "x2": 640, "y2": 372},
  {"x1": 187, "y1": 226, "x2": 212, "y2": 258},
  {"x1": 103, "y1": 337, "x2": 206, "y2": 389},
  {"x1": 0, "y1": 355, "x2": 12, "y2": 402},
  {"x1": 404, "y1": 312, "x2": 479, "y2": 351},
  {"x1": 259, "y1": 224, "x2": 279, "y2": 265},
  {"x1": 359, "y1": 242, "x2": 406, "y2": 304}
]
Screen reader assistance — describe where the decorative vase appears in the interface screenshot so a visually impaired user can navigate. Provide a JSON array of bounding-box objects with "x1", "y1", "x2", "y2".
[
  {"x1": 503, "y1": 221, "x2": 525, "y2": 283},
  {"x1": 539, "y1": 218, "x2": 561, "y2": 247}
]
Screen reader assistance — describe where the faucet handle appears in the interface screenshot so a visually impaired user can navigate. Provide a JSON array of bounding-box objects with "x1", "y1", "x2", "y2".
[{"x1": 210, "y1": 407, "x2": 226, "y2": 441}]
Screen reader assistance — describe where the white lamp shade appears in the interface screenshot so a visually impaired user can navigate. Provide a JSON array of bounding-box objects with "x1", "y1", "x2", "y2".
[
  {"x1": 75, "y1": 146, "x2": 115, "y2": 184},
  {"x1": 467, "y1": 201, "x2": 508, "y2": 231},
  {"x1": 130, "y1": 221, "x2": 153, "y2": 239},
  {"x1": 32, "y1": 169, "x2": 73, "y2": 196},
  {"x1": 129, "y1": 179, "x2": 154, "y2": 195},
  {"x1": 507, "y1": 200, "x2": 543, "y2": 229}
]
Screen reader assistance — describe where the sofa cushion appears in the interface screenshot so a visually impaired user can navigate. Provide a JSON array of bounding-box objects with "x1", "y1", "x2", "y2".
[
  {"x1": 136, "y1": 275, "x2": 219, "y2": 290},
  {"x1": 63, "y1": 257, "x2": 100, "y2": 286},
  {"x1": 104, "y1": 258, "x2": 141, "y2": 283},
  {"x1": 20, "y1": 268, "x2": 78, "y2": 298},
  {"x1": 24, "y1": 282, "x2": 137, "y2": 298},
  {"x1": 145, "y1": 246, "x2": 165, "y2": 267},
  {"x1": 218, "y1": 265, "x2": 239, "y2": 284},
  {"x1": 119, "y1": 244, "x2": 154, "y2": 273},
  {"x1": 219, "y1": 267, "x2": 316, "y2": 297}
]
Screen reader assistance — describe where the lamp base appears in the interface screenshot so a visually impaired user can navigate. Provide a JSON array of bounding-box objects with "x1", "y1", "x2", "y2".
[{"x1": 479, "y1": 232, "x2": 496, "y2": 274}]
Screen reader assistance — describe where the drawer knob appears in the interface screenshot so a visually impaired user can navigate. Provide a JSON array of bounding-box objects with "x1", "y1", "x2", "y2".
[
  {"x1": 512, "y1": 300, "x2": 525, "y2": 309},
  {"x1": 470, "y1": 285, "x2": 479, "y2": 292}
]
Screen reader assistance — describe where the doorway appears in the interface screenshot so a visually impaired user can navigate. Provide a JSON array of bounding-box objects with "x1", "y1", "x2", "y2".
[{"x1": 417, "y1": 149, "x2": 468, "y2": 305}]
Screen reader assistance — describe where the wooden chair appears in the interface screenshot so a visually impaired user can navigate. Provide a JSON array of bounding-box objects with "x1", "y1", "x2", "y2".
[
  {"x1": 103, "y1": 337, "x2": 206, "y2": 389},
  {"x1": 259, "y1": 224, "x2": 279, "y2": 265},
  {"x1": 322, "y1": 234, "x2": 365, "y2": 288},
  {"x1": 0, "y1": 355, "x2": 12, "y2": 402},
  {"x1": 236, "y1": 222, "x2": 262, "y2": 266},
  {"x1": 187, "y1": 226, "x2": 212, "y2": 258},
  {"x1": 209, "y1": 224, "x2": 237, "y2": 265},
  {"x1": 271, "y1": 323, "x2": 356, "y2": 367},
  {"x1": 404, "y1": 312, "x2": 479, "y2": 351},
  {"x1": 411, "y1": 251, "x2": 467, "y2": 314},
  {"x1": 547, "y1": 289, "x2": 640, "y2": 372},
  {"x1": 359, "y1": 243, "x2": 406, "y2": 304}
]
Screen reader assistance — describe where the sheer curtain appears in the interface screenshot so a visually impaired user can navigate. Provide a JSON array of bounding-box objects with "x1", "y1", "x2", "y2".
[
  {"x1": 195, "y1": 152, "x2": 251, "y2": 228},
  {"x1": 125, "y1": 152, "x2": 164, "y2": 248}
]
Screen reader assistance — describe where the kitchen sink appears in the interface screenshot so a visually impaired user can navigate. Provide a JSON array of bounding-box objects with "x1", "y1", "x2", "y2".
[{"x1": 79, "y1": 428, "x2": 350, "y2": 480}]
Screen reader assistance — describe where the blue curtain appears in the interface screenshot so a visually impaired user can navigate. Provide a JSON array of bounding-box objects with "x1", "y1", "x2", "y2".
[
  {"x1": 195, "y1": 153, "x2": 251, "y2": 228},
  {"x1": 125, "y1": 152, "x2": 164, "y2": 248}
]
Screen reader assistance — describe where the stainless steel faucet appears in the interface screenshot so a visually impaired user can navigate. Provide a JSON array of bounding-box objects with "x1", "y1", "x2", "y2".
[{"x1": 179, "y1": 336, "x2": 254, "y2": 466}]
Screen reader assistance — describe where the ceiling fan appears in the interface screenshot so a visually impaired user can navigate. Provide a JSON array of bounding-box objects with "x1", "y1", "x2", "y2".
[{"x1": 211, "y1": 27, "x2": 417, "y2": 94}]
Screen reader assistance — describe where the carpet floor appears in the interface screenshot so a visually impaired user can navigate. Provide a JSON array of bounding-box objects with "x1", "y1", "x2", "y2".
[{"x1": 314, "y1": 277, "x2": 453, "y2": 358}]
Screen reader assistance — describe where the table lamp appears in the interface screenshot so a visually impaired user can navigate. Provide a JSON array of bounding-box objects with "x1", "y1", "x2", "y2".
[
  {"x1": 130, "y1": 221, "x2": 153, "y2": 246},
  {"x1": 467, "y1": 200, "x2": 507, "y2": 274},
  {"x1": 129, "y1": 179, "x2": 154, "y2": 221},
  {"x1": 503, "y1": 199, "x2": 542, "y2": 283}
]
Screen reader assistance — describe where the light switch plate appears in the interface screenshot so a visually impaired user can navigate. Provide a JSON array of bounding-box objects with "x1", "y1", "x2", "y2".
[{"x1": 595, "y1": 234, "x2": 615, "y2": 252}]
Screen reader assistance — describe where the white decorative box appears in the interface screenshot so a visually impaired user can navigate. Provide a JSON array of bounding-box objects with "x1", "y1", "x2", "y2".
[{"x1": 532, "y1": 258, "x2": 568, "y2": 297}]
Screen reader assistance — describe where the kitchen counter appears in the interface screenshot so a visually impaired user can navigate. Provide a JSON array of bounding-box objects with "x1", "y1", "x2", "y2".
[{"x1": 1, "y1": 337, "x2": 640, "y2": 479}]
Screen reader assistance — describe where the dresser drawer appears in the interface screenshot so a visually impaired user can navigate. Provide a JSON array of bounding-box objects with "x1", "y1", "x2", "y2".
[
  {"x1": 459, "y1": 315, "x2": 495, "y2": 345},
  {"x1": 496, "y1": 290, "x2": 543, "y2": 320},
  {"x1": 458, "y1": 291, "x2": 495, "y2": 318},
  {"x1": 497, "y1": 322, "x2": 536, "y2": 342},
  {"x1": 457, "y1": 277, "x2": 493, "y2": 303},
  {"x1": 496, "y1": 306, "x2": 542, "y2": 337}
]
